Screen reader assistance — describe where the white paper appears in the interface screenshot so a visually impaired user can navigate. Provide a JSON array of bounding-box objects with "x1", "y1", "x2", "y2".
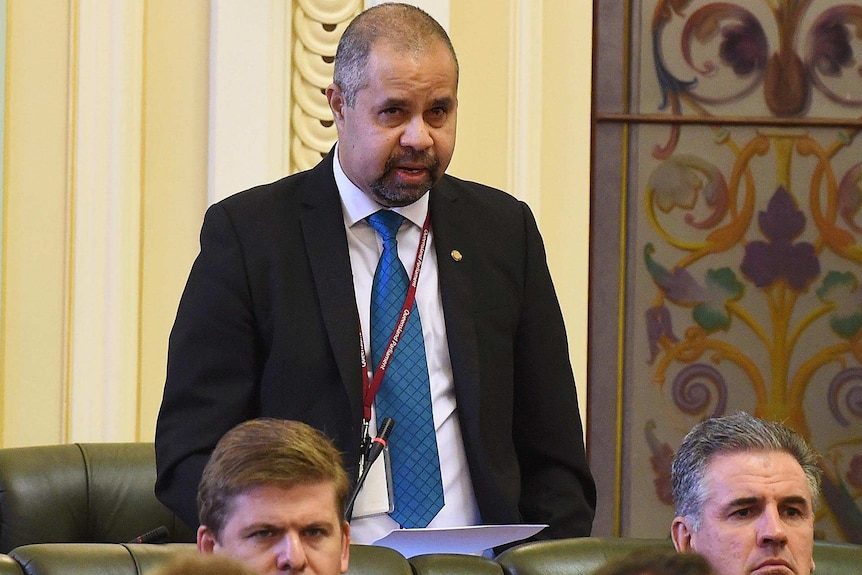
[
  {"x1": 352, "y1": 449, "x2": 391, "y2": 517},
  {"x1": 371, "y1": 524, "x2": 547, "y2": 558}
]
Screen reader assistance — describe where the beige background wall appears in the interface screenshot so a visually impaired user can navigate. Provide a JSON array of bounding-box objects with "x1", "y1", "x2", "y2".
[{"x1": 0, "y1": 0, "x2": 592, "y2": 446}]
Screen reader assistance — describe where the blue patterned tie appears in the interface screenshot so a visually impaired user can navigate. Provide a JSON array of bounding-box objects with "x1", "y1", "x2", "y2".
[{"x1": 367, "y1": 210, "x2": 444, "y2": 528}]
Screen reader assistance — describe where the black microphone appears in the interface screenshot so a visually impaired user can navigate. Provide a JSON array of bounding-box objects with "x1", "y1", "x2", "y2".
[
  {"x1": 344, "y1": 417, "x2": 395, "y2": 520},
  {"x1": 128, "y1": 525, "x2": 169, "y2": 544}
]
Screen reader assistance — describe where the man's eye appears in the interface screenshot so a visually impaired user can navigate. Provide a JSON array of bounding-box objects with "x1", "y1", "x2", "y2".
[
  {"x1": 428, "y1": 108, "x2": 449, "y2": 120},
  {"x1": 783, "y1": 507, "x2": 804, "y2": 518},
  {"x1": 425, "y1": 109, "x2": 448, "y2": 127},
  {"x1": 250, "y1": 529, "x2": 276, "y2": 539},
  {"x1": 731, "y1": 508, "x2": 752, "y2": 518}
]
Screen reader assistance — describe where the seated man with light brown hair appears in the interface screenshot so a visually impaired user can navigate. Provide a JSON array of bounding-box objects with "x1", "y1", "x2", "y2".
[
  {"x1": 195, "y1": 418, "x2": 350, "y2": 575},
  {"x1": 594, "y1": 548, "x2": 713, "y2": 575},
  {"x1": 150, "y1": 553, "x2": 256, "y2": 575}
]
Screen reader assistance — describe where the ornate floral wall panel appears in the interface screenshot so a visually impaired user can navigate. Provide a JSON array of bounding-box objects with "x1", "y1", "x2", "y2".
[{"x1": 590, "y1": 0, "x2": 862, "y2": 541}]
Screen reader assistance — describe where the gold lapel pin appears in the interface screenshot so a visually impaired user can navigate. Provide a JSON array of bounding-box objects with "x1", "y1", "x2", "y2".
[{"x1": 451, "y1": 250, "x2": 463, "y2": 262}]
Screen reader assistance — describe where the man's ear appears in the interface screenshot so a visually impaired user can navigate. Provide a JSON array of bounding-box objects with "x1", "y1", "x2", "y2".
[
  {"x1": 327, "y1": 83, "x2": 346, "y2": 124},
  {"x1": 197, "y1": 525, "x2": 218, "y2": 554},
  {"x1": 340, "y1": 521, "x2": 350, "y2": 574},
  {"x1": 671, "y1": 516, "x2": 694, "y2": 552}
]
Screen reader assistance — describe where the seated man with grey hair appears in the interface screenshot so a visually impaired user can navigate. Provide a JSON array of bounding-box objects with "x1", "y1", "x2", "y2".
[{"x1": 670, "y1": 412, "x2": 821, "y2": 575}]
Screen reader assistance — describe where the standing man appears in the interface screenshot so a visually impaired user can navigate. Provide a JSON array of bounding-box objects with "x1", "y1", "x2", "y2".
[
  {"x1": 155, "y1": 2, "x2": 595, "y2": 544},
  {"x1": 670, "y1": 412, "x2": 820, "y2": 575},
  {"x1": 196, "y1": 418, "x2": 350, "y2": 575}
]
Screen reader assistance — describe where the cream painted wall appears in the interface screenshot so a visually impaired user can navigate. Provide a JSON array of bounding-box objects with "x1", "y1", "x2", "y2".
[
  {"x1": 0, "y1": 0, "x2": 210, "y2": 445},
  {"x1": 540, "y1": 2, "x2": 593, "y2": 419},
  {"x1": 450, "y1": 1, "x2": 592, "y2": 415},
  {"x1": 137, "y1": 1, "x2": 210, "y2": 440},
  {"x1": 3, "y1": 1, "x2": 70, "y2": 446},
  {"x1": 0, "y1": 0, "x2": 592, "y2": 446},
  {"x1": 448, "y1": 2, "x2": 511, "y2": 192}
]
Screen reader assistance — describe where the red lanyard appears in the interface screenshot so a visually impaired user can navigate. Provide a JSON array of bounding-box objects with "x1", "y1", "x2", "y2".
[{"x1": 358, "y1": 210, "x2": 432, "y2": 422}]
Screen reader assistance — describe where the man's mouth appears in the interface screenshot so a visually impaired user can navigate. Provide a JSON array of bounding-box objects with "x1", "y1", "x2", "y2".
[
  {"x1": 391, "y1": 165, "x2": 431, "y2": 184},
  {"x1": 753, "y1": 558, "x2": 794, "y2": 573}
]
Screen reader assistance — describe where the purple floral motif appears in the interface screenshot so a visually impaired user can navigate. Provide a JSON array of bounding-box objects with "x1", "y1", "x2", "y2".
[
  {"x1": 645, "y1": 244, "x2": 743, "y2": 334},
  {"x1": 672, "y1": 363, "x2": 727, "y2": 418},
  {"x1": 645, "y1": 420, "x2": 675, "y2": 506},
  {"x1": 847, "y1": 455, "x2": 862, "y2": 489},
  {"x1": 805, "y1": 5, "x2": 862, "y2": 106},
  {"x1": 810, "y1": 16, "x2": 854, "y2": 76},
  {"x1": 828, "y1": 367, "x2": 862, "y2": 426},
  {"x1": 647, "y1": 305, "x2": 679, "y2": 363},
  {"x1": 838, "y1": 162, "x2": 862, "y2": 233},
  {"x1": 808, "y1": 5, "x2": 862, "y2": 77},
  {"x1": 740, "y1": 186, "x2": 820, "y2": 291},
  {"x1": 681, "y1": 4, "x2": 767, "y2": 76},
  {"x1": 718, "y1": 11, "x2": 769, "y2": 75}
]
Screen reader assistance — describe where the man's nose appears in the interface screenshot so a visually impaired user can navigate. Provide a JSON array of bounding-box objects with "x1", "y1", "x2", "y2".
[
  {"x1": 758, "y1": 506, "x2": 788, "y2": 547},
  {"x1": 275, "y1": 533, "x2": 308, "y2": 572},
  {"x1": 400, "y1": 116, "x2": 433, "y2": 150}
]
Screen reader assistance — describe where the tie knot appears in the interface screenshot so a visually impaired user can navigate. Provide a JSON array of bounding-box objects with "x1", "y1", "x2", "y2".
[{"x1": 367, "y1": 210, "x2": 405, "y2": 242}]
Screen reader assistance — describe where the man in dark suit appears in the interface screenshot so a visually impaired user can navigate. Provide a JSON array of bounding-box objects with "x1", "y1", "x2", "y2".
[{"x1": 155, "y1": 3, "x2": 595, "y2": 545}]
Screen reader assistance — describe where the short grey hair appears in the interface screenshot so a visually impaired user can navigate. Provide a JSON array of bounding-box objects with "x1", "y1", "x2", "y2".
[
  {"x1": 671, "y1": 411, "x2": 821, "y2": 530},
  {"x1": 333, "y1": 2, "x2": 459, "y2": 107}
]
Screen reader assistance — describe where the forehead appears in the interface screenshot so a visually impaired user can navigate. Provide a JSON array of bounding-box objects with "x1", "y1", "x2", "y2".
[
  {"x1": 703, "y1": 450, "x2": 811, "y2": 504},
  {"x1": 361, "y1": 39, "x2": 458, "y2": 94},
  {"x1": 225, "y1": 482, "x2": 340, "y2": 526}
]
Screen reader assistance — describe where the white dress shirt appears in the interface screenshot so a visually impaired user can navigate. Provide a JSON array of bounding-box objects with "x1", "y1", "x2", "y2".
[{"x1": 333, "y1": 145, "x2": 481, "y2": 544}]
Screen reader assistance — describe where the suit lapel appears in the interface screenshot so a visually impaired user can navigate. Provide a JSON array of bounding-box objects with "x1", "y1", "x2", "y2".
[
  {"x1": 299, "y1": 154, "x2": 364, "y2": 425},
  {"x1": 430, "y1": 179, "x2": 481, "y2": 441}
]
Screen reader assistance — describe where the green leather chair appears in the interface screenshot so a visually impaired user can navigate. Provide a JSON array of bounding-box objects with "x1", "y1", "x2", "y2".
[
  {"x1": 0, "y1": 556, "x2": 22, "y2": 575},
  {"x1": 495, "y1": 536, "x2": 862, "y2": 575},
  {"x1": 126, "y1": 544, "x2": 199, "y2": 575},
  {"x1": 7, "y1": 543, "x2": 411, "y2": 575},
  {"x1": 410, "y1": 553, "x2": 504, "y2": 575},
  {"x1": 0, "y1": 443, "x2": 195, "y2": 553},
  {"x1": 351, "y1": 545, "x2": 412, "y2": 575},
  {"x1": 811, "y1": 540, "x2": 862, "y2": 574},
  {"x1": 9, "y1": 543, "x2": 191, "y2": 575},
  {"x1": 496, "y1": 537, "x2": 671, "y2": 575}
]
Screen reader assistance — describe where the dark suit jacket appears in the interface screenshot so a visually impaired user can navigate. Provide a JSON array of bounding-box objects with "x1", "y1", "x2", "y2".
[{"x1": 154, "y1": 151, "x2": 596, "y2": 539}]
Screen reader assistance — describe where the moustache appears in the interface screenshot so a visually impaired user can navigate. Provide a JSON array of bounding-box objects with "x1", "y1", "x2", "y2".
[{"x1": 384, "y1": 152, "x2": 439, "y2": 173}]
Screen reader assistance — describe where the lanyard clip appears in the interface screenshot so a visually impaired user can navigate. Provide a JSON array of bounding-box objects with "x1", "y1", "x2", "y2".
[{"x1": 358, "y1": 419, "x2": 371, "y2": 477}]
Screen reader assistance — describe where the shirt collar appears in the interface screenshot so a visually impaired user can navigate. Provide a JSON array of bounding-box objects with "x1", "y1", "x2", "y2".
[{"x1": 333, "y1": 142, "x2": 430, "y2": 229}]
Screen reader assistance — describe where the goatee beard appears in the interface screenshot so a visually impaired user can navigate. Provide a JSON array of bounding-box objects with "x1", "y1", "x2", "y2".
[{"x1": 368, "y1": 153, "x2": 440, "y2": 207}]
